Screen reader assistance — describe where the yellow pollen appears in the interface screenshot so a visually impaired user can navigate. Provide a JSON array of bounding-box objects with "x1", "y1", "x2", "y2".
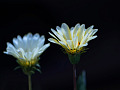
[
  {"x1": 66, "y1": 49, "x2": 77, "y2": 54},
  {"x1": 78, "y1": 42, "x2": 80, "y2": 46},
  {"x1": 18, "y1": 59, "x2": 37, "y2": 67},
  {"x1": 26, "y1": 61, "x2": 29, "y2": 65},
  {"x1": 31, "y1": 60, "x2": 36, "y2": 65}
]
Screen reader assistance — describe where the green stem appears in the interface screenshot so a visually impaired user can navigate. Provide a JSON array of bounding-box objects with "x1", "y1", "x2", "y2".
[
  {"x1": 73, "y1": 64, "x2": 77, "y2": 90},
  {"x1": 28, "y1": 74, "x2": 32, "y2": 90}
]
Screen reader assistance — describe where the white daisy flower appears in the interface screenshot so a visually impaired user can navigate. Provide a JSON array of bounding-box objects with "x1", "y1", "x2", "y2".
[
  {"x1": 4, "y1": 33, "x2": 50, "y2": 67},
  {"x1": 48, "y1": 23, "x2": 98, "y2": 54}
]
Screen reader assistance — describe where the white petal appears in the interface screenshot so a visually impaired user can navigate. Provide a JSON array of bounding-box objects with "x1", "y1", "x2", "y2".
[
  {"x1": 17, "y1": 35, "x2": 24, "y2": 49},
  {"x1": 3, "y1": 51, "x2": 8, "y2": 54},
  {"x1": 25, "y1": 52, "x2": 32, "y2": 61},
  {"x1": 82, "y1": 43, "x2": 88, "y2": 46},
  {"x1": 33, "y1": 33, "x2": 40, "y2": 40},
  {"x1": 59, "y1": 41, "x2": 68, "y2": 49},
  {"x1": 56, "y1": 26, "x2": 61, "y2": 30},
  {"x1": 6, "y1": 42, "x2": 19, "y2": 58},
  {"x1": 27, "y1": 33, "x2": 33, "y2": 39},
  {"x1": 79, "y1": 43, "x2": 88, "y2": 48},
  {"x1": 51, "y1": 28, "x2": 67, "y2": 44},
  {"x1": 80, "y1": 33, "x2": 89, "y2": 45},
  {"x1": 48, "y1": 38, "x2": 60, "y2": 45},
  {"x1": 73, "y1": 37, "x2": 78, "y2": 48},
  {"x1": 66, "y1": 40, "x2": 74, "y2": 49},
  {"x1": 91, "y1": 29, "x2": 98, "y2": 36},
  {"x1": 4, "y1": 51, "x2": 18, "y2": 58},
  {"x1": 17, "y1": 48, "x2": 26, "y2": 59},
  {"x1": 38, "y1": 43, "x2": 50, "y2": 55},
  {"x1": 70, "y1": 29, "x2": 74, "y2": 39},
  {"x1": 85, "y1": 25, "x2": 94, "y2": 35},
  {"x1": 48, "y1": 32, "x2": 59, "y2": 41},
  {"x1": 32, "y1": 47, "x2": 39, "y2": 59},
  {"x1": 85, "y1": 30, "x2": 94, "y2": 40},
  {"x1": 73, "y1": 23, "x2": 80, "y2": 37},
  {"x1": 77, "y1": 24, "x2": 85, "y2": 42},
  {"x1": 56, "y1": 26, "x2": 63, "y2": 36},
  {"x1": 87, "y1": 35, "x2": 97, "y2": 42},
  {"x1": 30, "y1": 34, "x2": 40, "y2": 51},
  {"x1": 28, "y1": 52, "x2": 32, "y2": 61},
  {"x1": 13, "y1": 38, "x2": 18, "y2": 49},
  {"x1": 27, "y1": 33, "x2": 33, "y2": 43},
  {"x1": 37, "y1": 35, "x2": 45, "y2": 48},
  {"x1": 61, "y1": 23, "x2": 72, "y2": 40},
  {"x1": 71, "y1": 27, "x2": 74, "y2": 31},
  {"x1": 7, "y1": 42, "x2": 15, "y2": 50},
  {"x1": 23, "y1": 35, "x2": 28, "y2": 51},
  {"x1": 34, "y1": 50, "x2": 44, "y2": 59},
  {"x1": 32, "y1": 33, "x2": 40, "y2": 44}
]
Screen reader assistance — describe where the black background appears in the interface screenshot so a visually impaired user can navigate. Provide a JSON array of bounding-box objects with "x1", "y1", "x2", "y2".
[{"x1": 0, "y1": 0, "x2": 120, "y2": 90}]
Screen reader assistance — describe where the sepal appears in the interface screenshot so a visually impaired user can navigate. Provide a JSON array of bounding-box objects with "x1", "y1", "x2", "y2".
[
  {"x1": 14, "y1": 66, "x2": 21, "y2": 71},
  {"x1": 67, "y1": 53, "x2": 80, "y2": 64},
  {"x1": 16, "y1": 60, "x2": 41, "y2": 75}
]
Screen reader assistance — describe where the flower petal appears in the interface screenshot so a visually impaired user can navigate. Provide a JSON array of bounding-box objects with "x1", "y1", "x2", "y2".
[
  {"x1": 79, "y1": 43, "x2": 88, "y2": 48},
  {"x1": 48, "y1": 38, "x2": 60, "y2": 45},
  {"x1": 80, "y1": 33, "x2": 89, "y2": 46},
  {"x1": 37, "y1": 35, "x2": 45, "y2": 48},
  {"x1": 17, "y1": 48, "x2": 26, "y2": 59},
  {"x1": 17, "y1": 35, "x2": 24, "y2": 49},
  {"x1": 38, "y1": 43, "x2": 50, "y2": 55},
  {"x1": 51, "y1": 28, "x2": 67, "y2": 44},
  {"x1": 32, "y1": 47, "x2": 39, "y2": 59},
  {"x1": 48, "y1": 32, "x2": 59, "y2": 41},
  {"x1": 91, "y1": 29, "x2": 98, "y2": 36},
  {"x1": 73, "y1": 23, "x2": 80, "y2": 37},
  {"x1": 59, "y1": 41, "x2": 68, "y2": 49},
  {"x1": 66, "y1": 40, "x2": 74, "y2": 49},
  {"x1": 13, "y1": 38, "x2": 18, "y2": 49},
  {"x1": 61, "y1": 23, "x2": 72, "y2": 40},
  {"x1": 87, "y1": 35, "x2": 97, "y2": 42},
  {"x1": 73, "y1": 37, "x2": 78, "y2": 48},
  {"x1": 85, "y1": 25, "x2": 94, "y2": 35},
  {"x1": 5, "y1": 42, "x2": 19, "y2": 58},
  {"x1": 77, "y1": 24, "x2": 85, "y2": 42},
  {"x1": 56, "y1": 26, "x2": 63, "y2": 36}
]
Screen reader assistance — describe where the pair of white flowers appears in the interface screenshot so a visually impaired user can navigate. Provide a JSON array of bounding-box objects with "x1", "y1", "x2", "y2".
[{"x1": 4, "y1": 23, "x2": 98, "y2": 67}]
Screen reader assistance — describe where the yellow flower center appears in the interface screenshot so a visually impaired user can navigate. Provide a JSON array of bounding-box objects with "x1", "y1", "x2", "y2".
[
  {"x1": 65, "y1": 42, "x2": 82, "y2": 54},
  {"x1": 68, "y1": 49, "x2": 77, "y2": 54},
  {"x1": 18, "y1": 59, "x2": 38, "y2": 67},
  {"x1": 65, "y1": 48, "x2": 83, "y2": 54}
]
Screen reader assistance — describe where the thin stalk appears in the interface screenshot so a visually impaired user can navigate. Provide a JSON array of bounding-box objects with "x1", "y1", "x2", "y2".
[
  {"x1": 73, "y1": 64, "x2": 77, "y2": 90},
  {"x1": 28, "y1": 74, "x2": 32, "y2": 90}
]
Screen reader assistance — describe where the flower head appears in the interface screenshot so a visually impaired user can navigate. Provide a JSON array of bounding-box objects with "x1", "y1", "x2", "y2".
[
  {"x1": 4, "y1": 33, "x2": 50, "y2": 74},
  {"x1": 48, "y1": 23, "x2": 98, "y2": 54}
]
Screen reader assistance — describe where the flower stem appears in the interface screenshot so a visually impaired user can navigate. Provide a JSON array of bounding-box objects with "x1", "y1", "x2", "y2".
[
  {"x1": 73, "y1": 64, "x2": 77, "y2": 90},
  {"x1": 28, "y1": 74, "x2": 32, "y2": 90}
]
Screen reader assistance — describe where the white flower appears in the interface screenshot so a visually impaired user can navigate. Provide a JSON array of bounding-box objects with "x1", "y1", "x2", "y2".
[
  {"x1": 4, "y1": 33, "x2": 50, "y2": 66},
  {"x1": 48, "y1": 23, "x2": 98, "y2": 54}
]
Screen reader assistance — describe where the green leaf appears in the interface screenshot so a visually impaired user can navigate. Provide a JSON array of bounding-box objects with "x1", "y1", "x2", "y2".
[{"x1": 77, "y1": 70, "x2": 86, "y2": 90}]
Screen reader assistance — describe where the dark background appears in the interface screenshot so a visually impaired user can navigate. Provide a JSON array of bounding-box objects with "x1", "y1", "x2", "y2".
[{"x1": 0, "y1": 0, "x2": 120, "y2": 90}]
